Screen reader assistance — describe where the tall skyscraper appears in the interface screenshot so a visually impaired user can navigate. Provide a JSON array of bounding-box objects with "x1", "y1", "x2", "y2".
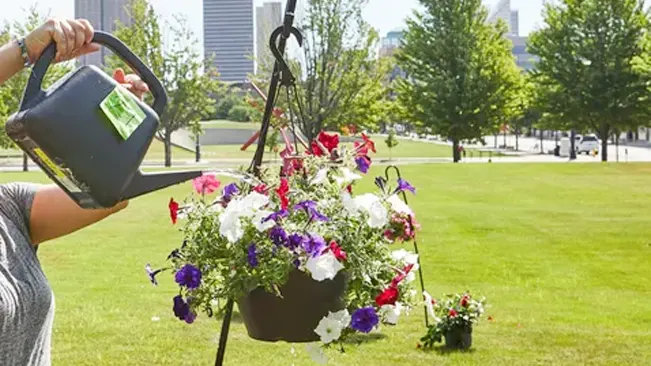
[
  {"x1": 255, "y1": 2, "x2": 282, "y2": 74},
  {"x1": 204, "y1": 0, "x2": 254, "y2": 82},
  {"x1": 486, "y1": 0, "x2": 537, "y2": 71},
  {"x1": 74, "y1": 0, "x2": 132, "y2": 67}
]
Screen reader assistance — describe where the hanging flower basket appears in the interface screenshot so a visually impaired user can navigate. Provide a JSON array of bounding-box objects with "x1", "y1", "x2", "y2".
[
  {"x1": 237, "y1": 269, "x2": 347, "y2": 342},
  {"x1": 147, "y1": 131, "x2": 426, "y2": 362}
]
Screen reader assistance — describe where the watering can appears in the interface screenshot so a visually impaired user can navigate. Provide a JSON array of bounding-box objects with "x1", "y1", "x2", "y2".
[{"x1": 5, "y1": 31, "x2": 202, "y2": 209}]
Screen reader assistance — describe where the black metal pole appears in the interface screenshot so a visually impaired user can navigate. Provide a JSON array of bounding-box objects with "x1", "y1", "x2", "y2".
[
  {"x1": 250, "y1": 0, "x2": 298, "y2": 173},
  {"x1": 215, "y1": 2, "x2": 299, "y2": 365}
]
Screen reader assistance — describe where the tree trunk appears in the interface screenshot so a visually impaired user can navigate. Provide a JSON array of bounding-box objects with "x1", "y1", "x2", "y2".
[
  {"x1": 515, "y1": 131, "x2": 519, "y2": 151},
  {"x1": 540, "y1": 131, "x2": 544, "y2": 154},
  {"x1": 570, "y1": 130, "x2": 576, "y2": 160},
  {"x1": 164, "y1": 129, "x2": 172, "y2": 167},
  {"x1": 600, "y1": 124, "x2": 609, "y2": 162},
  {"x1": 22, "y1": 152, "x2": 28, "y2": 172},
  {"x1": 493, "y1": 134, "x2": 497, "y2": 149},
  {"x1": 452, "y1": 138, "x2": 461, "y2": 163}
]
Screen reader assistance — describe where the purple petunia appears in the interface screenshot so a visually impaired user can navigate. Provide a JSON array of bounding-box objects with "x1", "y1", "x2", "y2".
[
  {"x1": 247, "y1": 243, "x2": 258, "y2": 268},
  {"x1": 302, "y1": 233, "x2": 327, "y2": 257},
  {"x1": 269, "y1": 226, "x2": 288, "y2": 246},
  {"x1": 263, "y1": 209, "x2": 289, "y2": 223},
  {"x1": 293, "y1": 200, "x2": 329, "y2": 222},
  {"x1": 173, "y1": 295, "x2": 196, "y2": 324},
  {"x1": 222, "y1": 183, "x2": 240, "y2": 201},
  {"x1": 287, "y1": 233, "x2": 305, "y2": 250},
  {"x1": 394, "y1": 178, "x2": 416, "y2": 195},
  {"x1": 174, "y1": 264, "x2": 202, "y2": 289},
  {"x1": 351, "y1": 307, "x2": 379, "y2": 333},
  {"x1": 355, "y1": 156, "x2": 371, "y2": 174}
]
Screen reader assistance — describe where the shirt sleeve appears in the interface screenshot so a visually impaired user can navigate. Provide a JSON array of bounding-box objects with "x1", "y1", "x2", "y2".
[{"x1": 0, "y1": 182, "x2": 42, "y2": 240}]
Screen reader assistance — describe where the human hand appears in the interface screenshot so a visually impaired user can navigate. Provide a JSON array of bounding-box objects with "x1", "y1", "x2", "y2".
[
  {"x1": 24, "y1": 18, "x2": 100, "y2": 63},
  {"x1": 112, "y1": 68, "x2": 149, "y2": 100}
]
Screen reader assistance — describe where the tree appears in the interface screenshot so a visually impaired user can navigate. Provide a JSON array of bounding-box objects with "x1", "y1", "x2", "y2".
[
  {"x1": 396, "y1": 0, "x2": 523, "y2": 162},
  {"x1": 384, "y1": 129, "x2": 399, "y2": 160},
  {"x1": 106, "y1": 0, "x2": 224, "y2": 167},
  {"x1": 254, "y1": 0, "x2": 391, "y2": 142},
  {"x1": 0, "y1": 7, "x2": 73, "y2": 170},
  {"x1": 528, "y1": 0, "x2": 651, "y2": 162}
]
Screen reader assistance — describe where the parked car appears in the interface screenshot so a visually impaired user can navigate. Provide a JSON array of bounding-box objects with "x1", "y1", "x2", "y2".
[{"x1": 576, "y1": 135, "x2": 600, "y2": 154}]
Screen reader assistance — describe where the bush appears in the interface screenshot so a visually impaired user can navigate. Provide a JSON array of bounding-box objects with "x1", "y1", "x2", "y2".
[
  {"x1": 215, "y1": 95, "x2": 241, "y2": 119},
  {"x1": 228, "y1": 105, "x2": 251, "y2": 122}
]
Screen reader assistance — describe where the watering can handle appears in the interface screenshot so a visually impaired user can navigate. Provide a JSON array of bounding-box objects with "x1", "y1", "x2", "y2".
[{"x1": 22, "y1": 31, "x2": 167, "y2": 116}]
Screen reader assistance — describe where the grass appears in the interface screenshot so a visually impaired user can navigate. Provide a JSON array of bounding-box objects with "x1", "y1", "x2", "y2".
[
  {"x1": 2, "y1": 163, "x2": 650, "y2": 365},
  {"x1": 200, "y1": 120, "x2": 261, "y2": 129}
]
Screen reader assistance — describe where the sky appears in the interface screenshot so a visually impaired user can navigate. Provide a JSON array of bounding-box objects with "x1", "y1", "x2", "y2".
[{"x1": 1, "y1": 0, "x2": 545, "y2": 55}]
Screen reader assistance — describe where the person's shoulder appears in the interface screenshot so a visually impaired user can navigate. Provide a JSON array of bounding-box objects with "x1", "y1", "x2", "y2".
[{"x1": 0, "y1": 182, "x2": 43, "y2": 232}]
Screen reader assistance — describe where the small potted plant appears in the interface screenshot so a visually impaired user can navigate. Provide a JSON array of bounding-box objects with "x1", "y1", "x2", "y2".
[{"x1": 420, "y1": 292, "x2": 487, "y2": 350}]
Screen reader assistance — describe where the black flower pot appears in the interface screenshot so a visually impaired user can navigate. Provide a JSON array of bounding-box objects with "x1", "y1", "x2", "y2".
[
  {"x1": 444, "y1": 325, "x2": 472, "y2": 350},
  {"x1": 237, "y1": 269, "x2": 347, "y2": 342}
]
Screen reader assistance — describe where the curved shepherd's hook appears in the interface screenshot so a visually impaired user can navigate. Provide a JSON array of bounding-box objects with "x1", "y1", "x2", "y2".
[
  {"x1": 384, "y1": 165, "x2": 430, "y2": 328},
  {"x1": 269, "y1": 25, "x2": 303, "y2": 87}
]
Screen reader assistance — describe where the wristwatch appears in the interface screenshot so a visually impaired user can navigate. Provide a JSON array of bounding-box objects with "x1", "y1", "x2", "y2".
[{"x1": 16, "y1": 37, "x2": 32, "y2": 67}]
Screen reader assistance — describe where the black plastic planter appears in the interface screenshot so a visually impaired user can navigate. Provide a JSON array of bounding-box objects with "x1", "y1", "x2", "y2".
[
  {"x1": 445, "y1": 325, "x2": 473, "y2": 350},
  {"x1": 237, "y1": 269, "x2": 347, "y2": 342}
]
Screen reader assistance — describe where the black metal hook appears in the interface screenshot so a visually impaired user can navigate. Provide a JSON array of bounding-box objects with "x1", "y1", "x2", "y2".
[
  {"x1": 269, "y1": 25, "x2": 302, "y2": 87},
  {"x1": 383, "y1": 165, "x2": 430, "y2": 328}
]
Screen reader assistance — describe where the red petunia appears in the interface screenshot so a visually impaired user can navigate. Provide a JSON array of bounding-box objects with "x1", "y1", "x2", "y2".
[
  {"x1": 354, "y1": 141, "x2": 368, "y2": 156},
  {"x1": 448, "y1": 309, "x2": 458, "y2": 317},
  {"x1": 275, "y1": 178, "x2": 289, "y2": 209},
  {"x1": 253, "y1": 184, "x2": 267, "y2": 194},
  {"x1": 390, "y1": 263, "x2": 415, "y2": 288},
  {"x1": 460, "y1": 295, "x2": 470, "y2": 307},
  {"x1": 328, "y1": 241, "x2": 347, "y2": 261},
  {"x1": 317, "y1": 131, "x2": 339, "y2": 153},
  {"x1": 375, "y1": 286, "x2": 399, "y2": 307},
  {"x1": 346, "y1": 184, "x2": 353, "y2": 194},
  {"x1": 310, "y1": 141, "x2": 325, "y2": 157},
  {"x1": 362, "y1": 133, "x2": 376, "y2": 153},
  {"x1": 169, "y1": 198, "x2": 179, "y2": 224}
]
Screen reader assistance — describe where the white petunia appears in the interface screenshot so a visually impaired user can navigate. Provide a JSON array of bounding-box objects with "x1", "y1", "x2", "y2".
[
  {"x1": 305, "y1": 343, "x2": 327, "y2": 365},
  {"x1": 311, "y1": 168, "x2": 329, "y2": 185},
  {"x1": 341, "y1": 192, "x2": 359, "y2": 216},
  {"x1": 334, "y1": 167, "x2": 362, "y2": 186},
  {"x1": 354, "y1": 193, "x2": 388, "y2": 228},
  {"x1": 387, "y1": 194, "x2": 413, "y2": 215},
  {"x1": 252, "y1": 210, "x2": 275, "y2": 232},
  {"x1": 314, "y1": 317, "x2": 343, "y2": 344},
  {"x1": 404, "y1": 271, "x2": 416, "y2": 284},
  {"x1": 240, "y1": 192, "x2": 269, "y2": 213},
  {"x1": 328, "y1": 309, "x2": 351, "y2": 327},
  {"x1": 380, "y1": 302, "x2": 404, "y2": 325},
  {"x1": 391, "y1": 249, "x2": 419, "y2": 267},
  {"x1": 306, "y1": 251, "x2": 345, "y2": 281},
  {"x1": 219, "y1": 209, "x2": 244, "y2": 243},
  {"x1": 423, "y1": 291, "x2": 435, "y2": 318}
]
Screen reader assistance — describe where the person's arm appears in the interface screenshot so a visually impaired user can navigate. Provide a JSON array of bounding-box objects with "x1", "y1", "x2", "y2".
[
  {"x1": 0, "y1": 40, "x2": 26, "y2": 85},
  {"x1": 30, "y1": 186, "x2": 128, "y2": 245}
]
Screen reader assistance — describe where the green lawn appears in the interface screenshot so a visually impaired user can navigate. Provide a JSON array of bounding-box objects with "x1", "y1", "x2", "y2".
[
  {"x1": 143, "y1": 137, "x2": 490, "y2": 162},
  {"x1": 1, "y1": 163, "x2": 650, "y2": 365}
]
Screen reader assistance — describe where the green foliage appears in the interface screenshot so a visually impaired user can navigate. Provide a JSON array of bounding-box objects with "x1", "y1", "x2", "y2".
[
  {"x1": 528, "y1": 0, "x2": 651, "y2": 161},
  {"x1": 276, "y1": 0, "x2": 391, "y2": 140},
  {"x1": 0, "y1": 7, "x2": 73, "y2": 148},
  {"x1": 227, "y1": 105, "x2": 251, "y2": 122},
  {"x1": 106, "y1": 0, "x2": 224, "y2": 166},
  {"x1": 396, "y1": 0, "x2": 523, "y2": 162},
  {"x1": 215, "y1": 94, "x2": 241, "y2": 120}
]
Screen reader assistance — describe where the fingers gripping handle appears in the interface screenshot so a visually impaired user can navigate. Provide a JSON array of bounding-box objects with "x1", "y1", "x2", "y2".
[{"x1": 21, "y1": 31, "x2": 167, "y2": 116}]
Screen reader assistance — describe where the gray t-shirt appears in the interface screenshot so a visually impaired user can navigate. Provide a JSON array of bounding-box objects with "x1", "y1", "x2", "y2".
[{"x1": 0, "y1": 182, "x2": 54, "y2": 366}]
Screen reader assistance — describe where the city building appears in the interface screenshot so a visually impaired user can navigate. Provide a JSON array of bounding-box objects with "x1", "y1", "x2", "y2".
[
  {"x1": 203, "y1": 0, "x2": 254, "y2": 82},
  {"x1": 255, "y1": 2, "x2": 282, "y2": 74},
  {"x1": 379, "y1": 28, "x2": 403, "y2": 58},
  {"x1": 486, "y1": 0, "x2": 537, "y2": 71},
  {"x1": 74, "y1": 0, "x2": 132, "y2": 67}
]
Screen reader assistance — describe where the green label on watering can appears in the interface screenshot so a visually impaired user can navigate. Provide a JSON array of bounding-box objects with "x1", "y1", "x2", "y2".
[{"x1": 100, "y1": 85, "x2": 146, "y2": 140}]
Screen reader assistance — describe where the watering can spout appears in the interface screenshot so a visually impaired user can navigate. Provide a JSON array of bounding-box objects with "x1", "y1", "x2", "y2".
[{"x1": 122, "y1": 170, "x2": 203, "y2": 201}]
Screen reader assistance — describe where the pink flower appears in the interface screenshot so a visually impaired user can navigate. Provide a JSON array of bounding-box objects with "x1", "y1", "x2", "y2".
[
  {"x1": 192, "y1": 174, "x2": 221, "y2": 195},
  {"x1": 448, "y1": 309, "x2": 458, "y2": 318}
]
